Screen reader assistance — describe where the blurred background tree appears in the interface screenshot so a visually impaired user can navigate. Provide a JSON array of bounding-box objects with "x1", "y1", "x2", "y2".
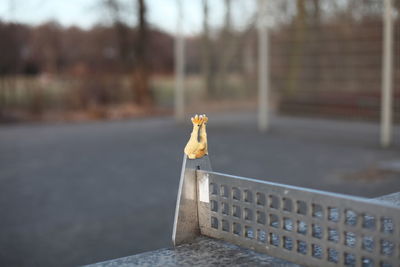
[{"x1": 0, "y1": 0, "x2": 398, "y2": 122}]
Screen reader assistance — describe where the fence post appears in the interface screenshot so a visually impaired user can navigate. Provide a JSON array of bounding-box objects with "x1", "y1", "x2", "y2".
[
  {"x1": 174, "y1": 0, "x2": 185, "y2": 122},
  {"x1": 380, "y1": 0, "x2": 394, "y2": 147},
  {"x1": 257, "y1": 0, "x2": 270, "y2": 132}
]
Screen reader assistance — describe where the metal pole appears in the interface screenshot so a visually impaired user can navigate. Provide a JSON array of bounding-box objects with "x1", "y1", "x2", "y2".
[
  {"x1": 257, "y1": 0, "x2": 269, "y2": 132},
  {"x1": 174, "y1": 0, "x2": 185, "y2": 122},
  {"x1": 380, "y1": 0, "x2": 394, "y2": 147}
]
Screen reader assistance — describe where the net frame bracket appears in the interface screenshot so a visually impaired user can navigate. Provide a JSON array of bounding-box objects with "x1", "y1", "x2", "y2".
[{"x1": 172, "y1": 154, "x2": 212, "y2": 246}]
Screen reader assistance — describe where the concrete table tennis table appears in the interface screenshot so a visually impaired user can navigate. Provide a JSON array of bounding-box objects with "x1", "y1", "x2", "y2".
[{"x1": 86, "y1": 156, "x2": 400, "y2": 267}]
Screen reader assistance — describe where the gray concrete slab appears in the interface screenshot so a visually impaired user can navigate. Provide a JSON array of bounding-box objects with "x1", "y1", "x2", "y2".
[
  {"x1": 84, "y1": 236, "x2": 300, "y2": 267},
  {"x1": 0, "y1": 112, "x2": 400, "y2": 266}
]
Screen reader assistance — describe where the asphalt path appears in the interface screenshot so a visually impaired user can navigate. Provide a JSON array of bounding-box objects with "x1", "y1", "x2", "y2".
[{"x1": 1, "y1": 112, "x2": 399, "y2": 266}]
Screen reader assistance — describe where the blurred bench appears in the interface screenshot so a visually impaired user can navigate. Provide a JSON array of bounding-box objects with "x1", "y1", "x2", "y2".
[{"x1": 86, "y1": 155, "x2": 400, "y2": 267}]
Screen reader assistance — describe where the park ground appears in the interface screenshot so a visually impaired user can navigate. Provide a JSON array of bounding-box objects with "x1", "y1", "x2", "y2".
[{"x1": 1, "y1": 112, "x2": 400, "y2": 266}]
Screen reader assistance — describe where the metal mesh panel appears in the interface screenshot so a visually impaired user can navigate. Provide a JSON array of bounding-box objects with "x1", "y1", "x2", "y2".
[{"x1": 197, "y1": 170, "x2": 400, "y2": 267}]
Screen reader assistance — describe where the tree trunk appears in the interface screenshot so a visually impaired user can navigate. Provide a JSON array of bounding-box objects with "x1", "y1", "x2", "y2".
[
  {"x1": 216, "y1": 0, "x2": 232, "y2": 98},
  {"x1": 310, "y1": 0, "x2": 321, "y2": 92},
  {"x1": 201, "y1": 0, "x2": 215, "y2": 98},
  {"x1": 286, "y1": 0, "x2": 307, "y2": 95},
  {"x1": 133, "y1": 0, "x2": 153, "y2": 105}
]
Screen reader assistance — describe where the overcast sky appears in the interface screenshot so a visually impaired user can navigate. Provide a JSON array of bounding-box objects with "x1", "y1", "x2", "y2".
[{"x1": 0, "y1": 0, "x2": 255, "y2": 35}]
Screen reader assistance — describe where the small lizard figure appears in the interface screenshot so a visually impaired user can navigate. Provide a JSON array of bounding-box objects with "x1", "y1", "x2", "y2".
[{"x1": 184, "y1": 114, "x2": 209, "y2": 159}]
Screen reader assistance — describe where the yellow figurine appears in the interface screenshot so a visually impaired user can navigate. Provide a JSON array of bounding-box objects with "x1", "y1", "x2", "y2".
[{"x1": 184, "y1": 114, "x2": 208, "y2": 159}]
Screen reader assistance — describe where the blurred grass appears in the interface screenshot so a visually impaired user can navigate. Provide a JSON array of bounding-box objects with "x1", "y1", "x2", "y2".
[
  {"x1": 0, "y1": 74, "x2": 254, "y2": 122},
  {"x1": 152, "y1": 74, "x2": 254, "y2": 106}
]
